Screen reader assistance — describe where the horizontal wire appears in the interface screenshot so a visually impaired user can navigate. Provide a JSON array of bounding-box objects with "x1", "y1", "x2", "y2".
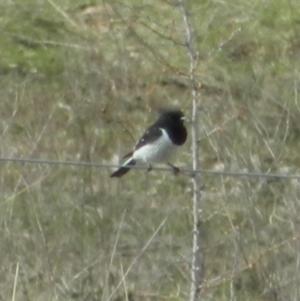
[{"x1": 0, "y1": 157, "x2": 299, "y2": 180}]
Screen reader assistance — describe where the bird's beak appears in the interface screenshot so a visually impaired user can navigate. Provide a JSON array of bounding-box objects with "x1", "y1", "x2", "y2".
[{"x1": 182, "y1": 116, "x2": 191, "y2": 123}]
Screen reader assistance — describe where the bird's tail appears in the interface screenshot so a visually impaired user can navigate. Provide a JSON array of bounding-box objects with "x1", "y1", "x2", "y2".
[{"x1": 110, "y1": 158, "x2": 137, "y2": 178}]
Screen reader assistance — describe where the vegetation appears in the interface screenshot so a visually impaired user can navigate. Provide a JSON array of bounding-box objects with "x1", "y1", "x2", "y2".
[{"x1": 1, "y1": 0, "x2": 300, "y2": 300}]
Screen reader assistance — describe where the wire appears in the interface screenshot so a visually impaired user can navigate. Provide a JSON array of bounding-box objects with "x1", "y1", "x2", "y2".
[{"x1": 0, "y1": 157, "x2": 299, "y2": 180}]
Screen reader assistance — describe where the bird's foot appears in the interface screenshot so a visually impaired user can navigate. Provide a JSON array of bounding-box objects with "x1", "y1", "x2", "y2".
[
  {"x1": 168, "y1": 163, "x2": 180, "y2": 176},
  {"x1": 146, "y1": 164, "x2": 153, "y2": 173}
]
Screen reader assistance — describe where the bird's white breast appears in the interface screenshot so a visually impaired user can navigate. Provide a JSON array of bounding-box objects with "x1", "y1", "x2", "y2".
[{"x1": 132, "y1": 128, "x2": 176, "y2": 163}]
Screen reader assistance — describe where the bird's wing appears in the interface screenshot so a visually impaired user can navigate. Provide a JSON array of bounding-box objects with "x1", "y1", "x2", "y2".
[
  {"x1": 122, "y1": 151, "x2": 133, "y2": 159},
  {"x1": 134, "y1": 125, "x2": 162, "y2": 151}
]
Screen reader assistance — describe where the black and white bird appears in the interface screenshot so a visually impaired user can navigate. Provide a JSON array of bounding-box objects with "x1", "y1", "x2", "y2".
[{"x1": 110, "y1": 110, "x2": 187, "y2": 178}]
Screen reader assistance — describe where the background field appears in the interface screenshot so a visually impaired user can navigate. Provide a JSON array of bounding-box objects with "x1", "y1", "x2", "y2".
[{"x1": 1, "y1": 0, "x2": 300, "y2": 300}]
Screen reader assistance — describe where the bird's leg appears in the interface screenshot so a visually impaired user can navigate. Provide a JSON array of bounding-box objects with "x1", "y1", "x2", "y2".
[
  {"x1": 167, "y1": 163, "x2": 180, "y2": 175},
  {"x1": 146, "y1": 164, "x2": 153, "y2": 173}
]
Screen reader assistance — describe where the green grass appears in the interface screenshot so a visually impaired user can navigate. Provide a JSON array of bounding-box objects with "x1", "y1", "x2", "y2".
[{"x1": 1, "y1": 0, "x2": 300, "y2": 300}]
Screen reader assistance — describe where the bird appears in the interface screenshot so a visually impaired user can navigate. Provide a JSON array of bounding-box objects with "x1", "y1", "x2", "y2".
[{"x1": 110, "y1": 109, "x2": 187, "y2": 178}]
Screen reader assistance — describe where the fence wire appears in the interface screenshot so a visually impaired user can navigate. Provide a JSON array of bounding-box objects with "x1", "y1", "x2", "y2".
[{"x1": 0, "y1": 157, "x2": 299, "y2": 180}]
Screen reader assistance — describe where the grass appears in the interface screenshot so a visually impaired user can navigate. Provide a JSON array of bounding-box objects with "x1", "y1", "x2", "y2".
[{"x1": 1, "y1": 0, "x2": 300, "y2": 300}]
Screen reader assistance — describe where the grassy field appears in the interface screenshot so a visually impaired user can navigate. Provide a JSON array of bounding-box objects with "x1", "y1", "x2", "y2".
[{"x1": 1, "y1": 0, "x2": 300, "y2": 300}]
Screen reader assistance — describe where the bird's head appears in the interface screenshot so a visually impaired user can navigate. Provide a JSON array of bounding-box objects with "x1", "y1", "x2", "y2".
[{"x1": 158, "y1": 110, "x2": 185, "y2": 124}]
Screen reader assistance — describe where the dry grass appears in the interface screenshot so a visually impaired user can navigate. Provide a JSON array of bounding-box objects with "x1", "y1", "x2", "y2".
[{"x1": 1, "y1": 0, "x2": 300, "y2": 300}]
